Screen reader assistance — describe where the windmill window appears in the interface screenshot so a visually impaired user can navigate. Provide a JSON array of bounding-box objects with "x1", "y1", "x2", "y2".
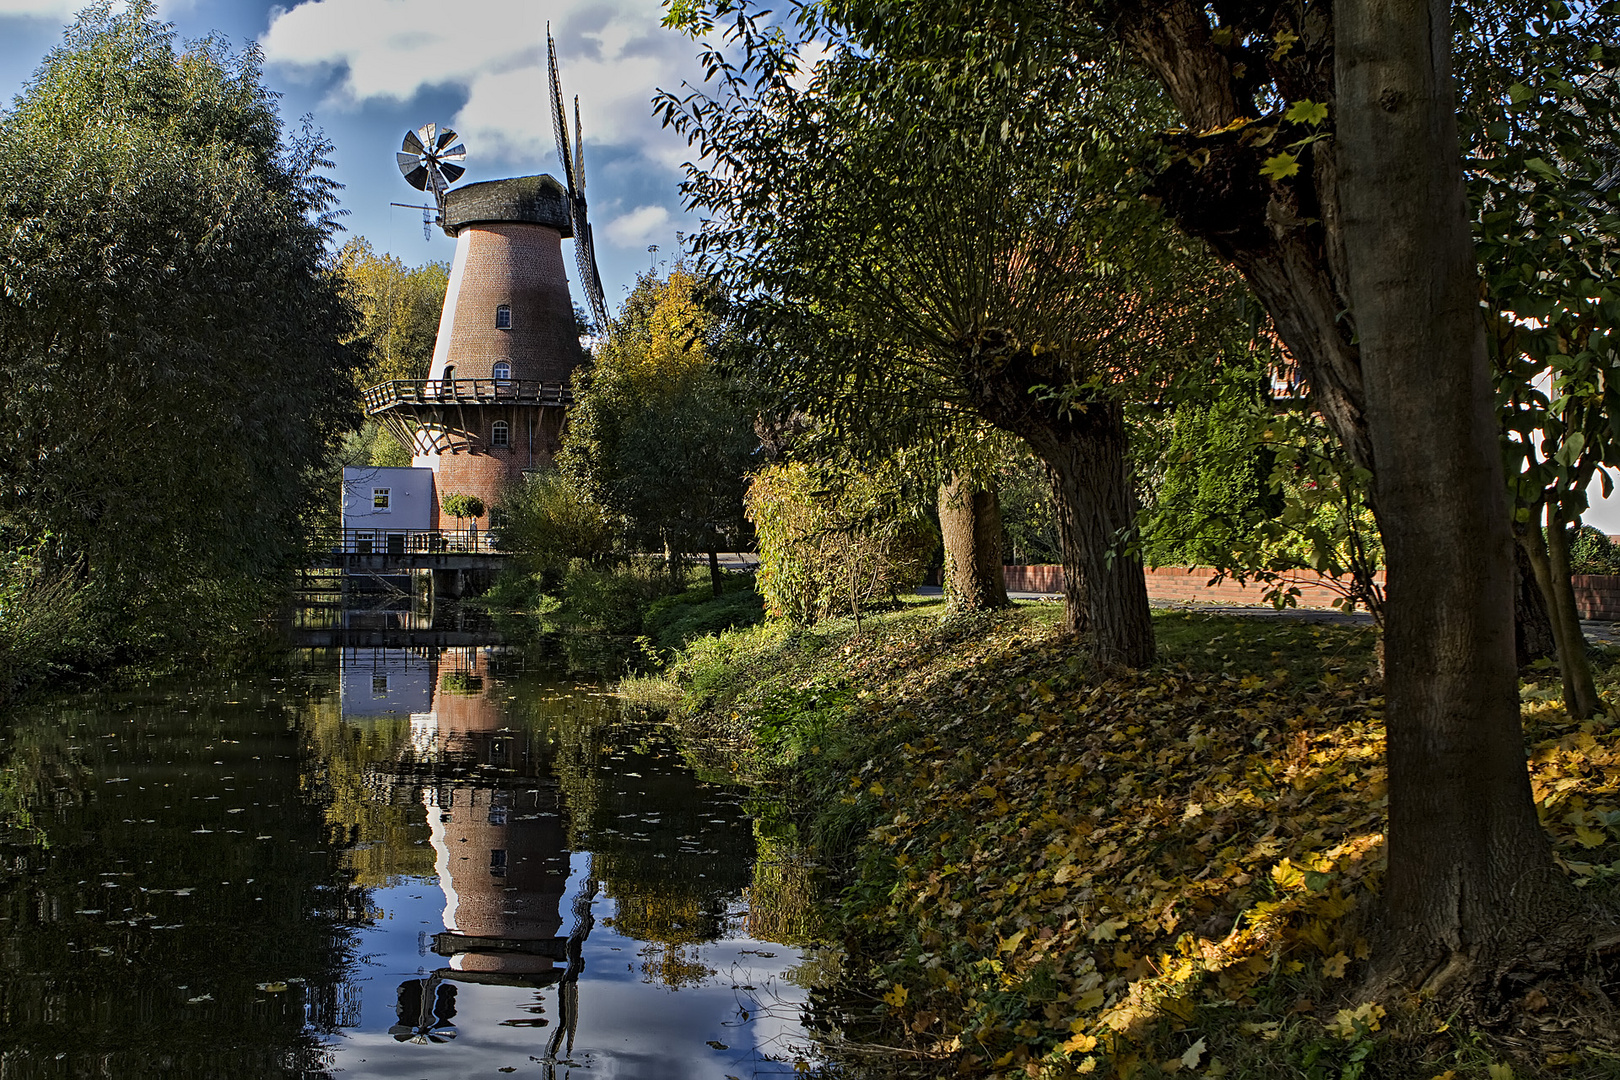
[
  {"x1": 495, "y1": 304, "x2": 511, "y2": 329},
  {"x1": 491, "y1": 421, "x2": 510, "y2": 448},
  {"x1": 492, "y1": 361, "x2": 511, "y2": 382}
]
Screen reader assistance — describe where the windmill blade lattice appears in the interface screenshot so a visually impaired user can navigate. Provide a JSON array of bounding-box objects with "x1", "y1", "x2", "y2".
[
  {"x1": 397, "y1": 123, "x2": 467, "y2": 205},
  {"x1": 548, "y1": 28, "x2": 609, "y2": 335}
]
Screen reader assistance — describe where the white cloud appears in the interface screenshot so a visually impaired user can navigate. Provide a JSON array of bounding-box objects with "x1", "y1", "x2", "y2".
[
  {"x1": 0, "y1": 1, "x2": 75, "y2": 15},
  {"x1": 261, "y1": 0, "x2": 698, "y2": 171},
  {"x1": 603, "y1": 203, "x2": 670, "y2": 248}
]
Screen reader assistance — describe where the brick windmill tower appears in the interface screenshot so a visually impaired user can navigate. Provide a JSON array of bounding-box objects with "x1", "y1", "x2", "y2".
[{"x1": 364, "y1": 35, "x2": 609, "y2": 535}]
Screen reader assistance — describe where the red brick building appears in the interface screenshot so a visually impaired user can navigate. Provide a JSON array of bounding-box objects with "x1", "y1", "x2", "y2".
[{"x1": 365, "y1": 174, "x2": 584, "y2": 531}]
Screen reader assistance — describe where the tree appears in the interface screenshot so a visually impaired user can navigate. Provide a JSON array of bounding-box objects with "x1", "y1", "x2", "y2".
[
  {"x1": 1333, "y1": 0, "x2": 1586, "y2": 991},
  {"x1": 1462, "y1": 8, "x2": 1620, "y2": 717},
  {"x1": 0, "y1": 1, "x2": 359, "y2": 652},
  {"x1": 668, "y1": 0, "x2": 1618, "y2": 999},
  {"x1": 559, "y1": 268, "x2": 755, "y2": 595},
  {"x1": 746, "y1": 458, "x2": 938, "y2": 626},
  {"x1": 335, "y1": 237, "x2": 449, "y2": 389},
  {"x1": 659, "y1": 29, "x2": 1253, "y2": 666},
  {"x1": 441, "y1": 493, "x2": 486, "y2": 527}
]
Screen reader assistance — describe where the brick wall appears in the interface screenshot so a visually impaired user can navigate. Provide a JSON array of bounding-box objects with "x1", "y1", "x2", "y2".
[
  {"x1": 430, "y1": 220, "x2": 581, "y2": 384},
  {"x1": 1573, "y1": 575, "x2": 1620, "y2": 620},
  {"x1": 985, "y1": 565, "x2": 1620, "y2": 619},
  {"x1": 1003, "y1": 564, "x2": 1382, "y2": 610}
]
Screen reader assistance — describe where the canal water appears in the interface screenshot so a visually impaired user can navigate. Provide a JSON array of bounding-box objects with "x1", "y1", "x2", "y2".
[{"x1": 0, "y1": 635, "x2": 827, "y2": 1078}]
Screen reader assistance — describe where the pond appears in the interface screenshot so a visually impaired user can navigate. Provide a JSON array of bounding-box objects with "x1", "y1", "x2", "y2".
[{"x1": 0, "y1": 632, "x2": 830, "y2": 1079}]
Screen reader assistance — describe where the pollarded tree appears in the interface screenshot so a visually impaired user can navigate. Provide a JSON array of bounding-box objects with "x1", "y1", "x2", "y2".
[
  {"x1": 559, "y1": 267, "x2": 755, "y2": 594},
  {"x1": 660, "y1": 39, "x2": 1253, "y2": 666},
  {"x1": 0, "y1": 1, "x2": 360, "y2": 651}
]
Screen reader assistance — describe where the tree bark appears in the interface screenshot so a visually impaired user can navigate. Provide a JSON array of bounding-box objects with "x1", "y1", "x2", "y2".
[
  {"x1": 708, "y1": 548, "x2": 724, "y2": 597},
  {"x1": 938, "y1": 474, "x2": 1011, "y2": 612},
  {"x1": 1514, "y1": 539, "x2": 1557, "y2": 669},
  {"x1": 955, "y1": 332, "x2": 1154, "y2": 667},
  {"x1": 1335, "y1": 0, "x2": 1571, "y2": 988},
  {"x1": 1543, "y1": 510, "x2": 1602, "y2": 717}
]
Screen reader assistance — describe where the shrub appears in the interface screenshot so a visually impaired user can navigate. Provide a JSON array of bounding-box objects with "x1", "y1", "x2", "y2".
[
  {"x1": 746, "y1": 460, "x2": 938, "y2": 624},
  {"x1": 1568, "y1": 524, "x2": 1620, "y2": 575}
]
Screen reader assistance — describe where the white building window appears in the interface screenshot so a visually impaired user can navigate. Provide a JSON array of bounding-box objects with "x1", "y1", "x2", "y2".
[
  {"x1": 491, "y1": 420, "x2": 510, "y2": 448},
  {"x1": 373, "y1": 488, "x2": 391, "y2": 510},
  {"x1": 492, "y1": 361, "x2": 511, "y2": 382},
  {"x1": 495, "y1": 304, "x2": 511, "y2": 329}
]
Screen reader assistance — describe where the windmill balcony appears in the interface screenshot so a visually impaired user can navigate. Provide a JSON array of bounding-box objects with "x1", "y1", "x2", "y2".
[{"x1": 363, "y1": 378, "x2": 574, "y2": 415}]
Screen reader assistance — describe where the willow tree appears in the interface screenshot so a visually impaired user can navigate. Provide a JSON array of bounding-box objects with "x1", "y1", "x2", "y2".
[
  {"x1": 660, "y1": 38, "x2": 1250, "y2": 666},
  {"x1": 0, "y1": 2, "x2": 359, "y2": 653}
]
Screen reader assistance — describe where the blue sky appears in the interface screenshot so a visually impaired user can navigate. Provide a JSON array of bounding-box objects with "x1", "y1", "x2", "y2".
[{"x1": 0, "y1": 0, "x2": 714, "y2": 306}]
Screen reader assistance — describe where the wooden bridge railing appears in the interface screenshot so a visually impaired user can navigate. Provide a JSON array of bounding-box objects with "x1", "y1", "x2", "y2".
[
  {"x1": 312, "y1": 528, "x2": 505, "y2": 556},
  {"x1": 363, "y1": 378, "x2": 573, "y2": 414}
]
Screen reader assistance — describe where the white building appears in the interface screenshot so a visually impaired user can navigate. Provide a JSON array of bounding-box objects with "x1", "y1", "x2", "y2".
[{"x1": 340, "y1": 466, "x2": 435, "y2": 553}]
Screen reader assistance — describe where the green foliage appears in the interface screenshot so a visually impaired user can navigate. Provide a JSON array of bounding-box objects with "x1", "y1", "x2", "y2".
[
  {"x1": 1465, "y1": 3, "x2": 1620, "y2": 527},
  {"x1": 0, "y1": 2, "x2": 359, "y2": 660},
  {"x1": 335, "y1": 236, "x2": 448, "y2": 390},
  {"x1": 494, "y1": 470, "x2": 615, "y2": 575},
  {"x1": 1567, "y1": 525, "x2": 1620, "y2": 576},
  {"x1": 559, "y1": 267, "x2": 754, "y2": 568},
  {"x1": 440, "y1": 492, "x2": 486, "y2": 522},
  {"x1": 641, "y1": 572, "x2": 765, "y2": 652},
  {"x1": 0, "y1": 543, "x2": 98, "y2": 709},
  {"x1": 1144, "y1": 391, "x2": 1277, "y2": 567},
  {"x1": 997, "y1": 451, "x2": 1061, "y2": 566},
  {"x1": 1143, "y1": 406, "x2": 1384, "y2": 615},
  {"x1": 746, "y1": 458, "x2": 939, "y2": 624}
]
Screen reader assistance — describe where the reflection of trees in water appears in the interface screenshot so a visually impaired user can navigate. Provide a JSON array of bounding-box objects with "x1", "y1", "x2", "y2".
[
  {"x1": 745, "y1": 831, "x2": 819, "y2": 947},
  {"x1": 0, "y1": 681, "x2": 364, "y2": 1076},
  {"x1": 0, "y1": 710, "x2": 93, "y2": 846},
  {"x1": 301, "y1": 695, "x2": 434, "y2": 886},
  {"x1": 636, "y1": 941, "x2": 718, "y2": 987}
]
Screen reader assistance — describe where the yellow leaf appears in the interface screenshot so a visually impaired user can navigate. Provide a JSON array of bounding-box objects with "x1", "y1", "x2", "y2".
[
  {"x1": 1075, "y1": 988, "x2": 1106, "y2": 1011},
  {"x1": 1261, "y1": 152, "x2": 1301, "y2": 181},
  {"x1": 1087, "y1": 918, "x2": 1128, "y2": 942},
  {"x1": 1487, "y1": 1065, "x2": 1516, "y2": 1080},
  {"x1": 868, "y1": 781, "x2": 884, "y2": 796},
  {"x1": 1573, "y1": 824, "x2": 1605, "y2": 848},
  {"x1": 1061, "y1": 1033, "x2": 1099, "y2": 1054},
  {"x1": 1322, "y1": 952, "x2": 1350, "y2": 978},
  {"x1": 881, "y1": 983, "x2": 908, "y2": 1008}
]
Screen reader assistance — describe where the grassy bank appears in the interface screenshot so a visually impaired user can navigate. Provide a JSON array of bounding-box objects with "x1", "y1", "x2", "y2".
[{"x1": 633, "y1": 599, "x2": 1620, "y2": 1079}]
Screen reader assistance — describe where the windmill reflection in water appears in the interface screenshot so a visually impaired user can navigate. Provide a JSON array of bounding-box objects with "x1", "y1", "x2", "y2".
[{"x1": 351, "y1": 644, "x2": 594, "y2": 1063}]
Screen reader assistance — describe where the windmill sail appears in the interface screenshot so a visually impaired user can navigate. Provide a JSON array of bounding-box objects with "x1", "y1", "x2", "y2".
[{"x1": 547, "y1": 27, "x2": 610, "y2": 335}]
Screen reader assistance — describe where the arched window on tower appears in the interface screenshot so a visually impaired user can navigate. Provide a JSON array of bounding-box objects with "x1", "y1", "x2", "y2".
[
  {"x1": 495, "y1": 304, "x2": 511, "y2": 329},
  {"x1": 491, "y1": 420, "x2": 510, "y2": 448},
  {"x1": 492, "y1": 361, "x2": 511, "y2": 384}
]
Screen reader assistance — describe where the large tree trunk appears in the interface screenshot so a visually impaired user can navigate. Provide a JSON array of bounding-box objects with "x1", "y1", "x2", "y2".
[
  {"x1": 938, "y1": 474, "x2": 1011, "y2": 612},
  {"x1": 955, "y1": 332, "x2": 1154, "y2": 665},
  {"x1": 1038, "y1": 401, "x2": 1154, "y2": 667},
  {"x1": 1335, "y1": 0, "x2": 1572, "y2": 989}
]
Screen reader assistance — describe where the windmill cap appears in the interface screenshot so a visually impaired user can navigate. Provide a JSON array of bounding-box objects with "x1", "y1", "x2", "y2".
[{"x1": 442, "y1": 175, "x2": 574, "y2": 237}]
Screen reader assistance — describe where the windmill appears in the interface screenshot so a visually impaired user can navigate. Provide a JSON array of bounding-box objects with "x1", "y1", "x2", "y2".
[
  {"x1": 547, "y1": 27, "x2": 609, "y2": 335},
  {"x1": 396, "y1": 122, "x2": 468, "y2": 216}
]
